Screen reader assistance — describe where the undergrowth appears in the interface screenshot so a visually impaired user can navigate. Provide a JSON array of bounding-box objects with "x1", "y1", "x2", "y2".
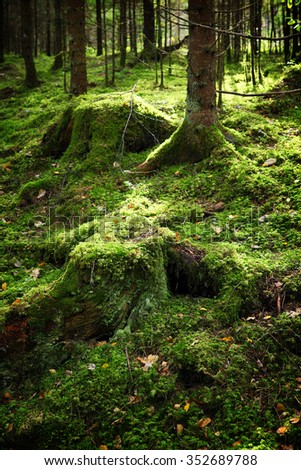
[{"x1": 0, "y1": 52, "x2": 301, "y2": 450}]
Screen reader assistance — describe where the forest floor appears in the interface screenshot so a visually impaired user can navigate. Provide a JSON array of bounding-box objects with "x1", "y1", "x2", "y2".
[{"x1": 0, "y1": 51, "x2": 301, "y2": 450}]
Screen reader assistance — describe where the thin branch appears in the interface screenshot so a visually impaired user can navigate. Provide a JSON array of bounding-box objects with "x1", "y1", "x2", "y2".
[
  {"x1": 163, "y1": 7, "x2": 301, "y2": 42},
  {"x1": 116, "y1": 84, "x2": 137, "y2": 160},
  {"x1": 216, "y1": 88, "x2": 301, "y2": 97}
]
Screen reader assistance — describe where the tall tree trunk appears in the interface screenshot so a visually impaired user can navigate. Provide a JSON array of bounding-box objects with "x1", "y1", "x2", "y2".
[
  {"x1": 102, "y1": 0, "x2": 109, "y2": 86},
  {"x1": 67, "y1": 0, "x2": 87, "y2": 96},
  {"x1": 46, "y1": 0, "x2": 51, "y2": 56},
  {"x1": 53, "y1": 0, "x2": 63, "y2": 69},
  {"x1": 282, "y1": 3, "x2": 291, "y2": 63},
  {"x1": 33, "y1": 0, "x2": 38, "y2": 57},
  {"x1": 120, "y1": 0, "x2": 127, "y2": 67},
  {"x1": 138, "y1": 0, "x2": 223, "y2": 171},
  {"x1": 142, "y1": 0, "x2": 155, "y2": 60},
  {"x1": 0, "y1": 0, "x2": 4, "y2": 62},
  {"x1": 112, "y1": 0, "x2": 116, "y2": 85},
  {"x1": 96, "y1": 0, "x2": 103, "y2": 56},
  {"x1": 20, "y1": 0, "x2": 39, "y2": 87}
]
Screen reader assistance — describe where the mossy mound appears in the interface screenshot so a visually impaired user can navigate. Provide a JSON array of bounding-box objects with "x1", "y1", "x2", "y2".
[
  {"x1": 41, "y1": 93, "x2": 177, "y2": 166},
  {"x1": 10, "y1": 232, "x2": 174, "y2": 342}
]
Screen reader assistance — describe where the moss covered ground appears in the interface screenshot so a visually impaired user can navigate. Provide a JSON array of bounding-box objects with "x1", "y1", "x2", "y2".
[{"x1": 0, "y1": 53, "x2": 301, "y2": 450}]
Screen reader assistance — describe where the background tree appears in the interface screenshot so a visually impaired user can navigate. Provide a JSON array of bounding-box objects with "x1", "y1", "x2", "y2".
[
  {"x1": 52, "y1": 0, "x2": 64, "y2": 69},
  {"x1": 67, "y1": 0, "x2": 87, "y2": 95},
  {"x1": 0, "y1": 0, "x2": 4, "y2": 63},
  {"x1": 141, "y1": 0, "x2": 156, "y2": 59},
  {"x1": 20, "y1": 0, "x2": 39, "y2": 87},
  {"x1": 96, "y1": 0, "x2": 103, "y2": 56}
]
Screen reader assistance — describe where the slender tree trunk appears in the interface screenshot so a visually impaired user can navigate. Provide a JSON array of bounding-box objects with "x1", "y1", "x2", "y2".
[
  {"x1": 292, "y1": 0, "x2": 299, "y2": 59},
  {"x1": 21, "y1": 0, "x2": 39, "y2": 87},
  {"x1": 120, "y1": 0, "x2": 127, "y2": 68},
  {"x1": 67, "y1": 0, "x2": 87, "y2": 96},
  {"x1": 96, "y1": 0, "x2": 103, "y2": 56},
  {"x1": 33, "y1": 0, "x2": 38, "y2": 57},
  {"x1": 0, "y1": 0, "x2": 4, "y2": 62},
  {"x1": 102, "y1": 0, "x2": 109, "y2": 86},
  {"x1": 53, "y1": 0, "x2": 63, "y2": 69},
  {"x1": 142, "y1": 0, "x2": 155, "y2": 60},
  {"x1": 282, "y1": 3, "x2": 291, "y2": 63},
  {"x1": 112, "y1": 0, "x2": 116, "y2": 85},
  {"x1": 157, "y1": 0, "x2": 164, "y2": 88},
  {"x1": 46, "y1": 0, "x2": 51, "y2": 56},
  {"x1": 132, "y1": 0, "x2": 137, "y2": 55}
]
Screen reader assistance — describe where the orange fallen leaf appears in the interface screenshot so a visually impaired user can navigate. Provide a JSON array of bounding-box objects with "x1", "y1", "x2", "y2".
[
  {"x1": 290, "y1": 416, "x2": 300, "y2": 424},
  {"x1": 198, "y1": 417, "x2": 212, "y2": 428},
  {"x1": 276, "y1": 403, "x2": 285, "y2": 412},
  {"x1": 99, "y1": 445, "x2": 108, "y2": 450},
  {"x1": 4, "y1": 392, "x2": 12, "y2": 400},
  {"x1": 276, "y1": 426, "x2": 288, "y2": 434},
  {"x1": 38, "y1": 262, "x2": 46, "y2": 267},
  {"x1": 11, "y1": 298, "x2": 21, "y2": 306},
  {"x1": 221, "y1": 336, "x2": 232, "y2": 342},
  {"x1": 232, "y1": 441, "x2": 241, "y2": 447},
  {"x1": 296, "y1": 377, "x2": 301, "y2": 383},
  {"x1": 175, "y1": 232, "x2": 181, "y2": 242}
]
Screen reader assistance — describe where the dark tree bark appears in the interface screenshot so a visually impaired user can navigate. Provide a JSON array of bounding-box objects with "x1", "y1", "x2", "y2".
[
  {"x1": 53, "y1": 0, "x2": 63, "y2": 69},
  {"x1": 67, "y1": 0, "x2": 87, "y2": 96},
  {"x1": 46, "y1": 0, "x2": 51, "y2": 56},
  {"x1": 96, "y1": 0, "x2": 103, "y2": 56},
  {"x1": 120, "y1": 0, "x2": 127, "y2": 68},
  {"x1": 141, "y1": 0, "x2": 156, "y2": 60},
  {"x1": 0, "y1": 0, "x2": 4, "y2": 62},
  {"x1": 20, "y1": 0, "x2": 39, "y2": 87},
  {"x1": 138, "y1": 0, "x2": 224, "y2": 171}
]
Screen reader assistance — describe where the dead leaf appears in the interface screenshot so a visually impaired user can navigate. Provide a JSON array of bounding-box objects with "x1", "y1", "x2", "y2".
[
  {"x1": 99, "y1": 445, "x2": 108, "y2": 450},
  {"x1": 114, "y1": 435, "x2": 122, "y2": 449},
  {"x1": 276, "y1": 426, "x2": 288, "y2": 434},
  {"x1": 184, "y1": 401, "x2": 191, "y2": 412},
  {"x1": 38, "y1": 262, "x2": 46, "y2": 267},
  {"x1": 37, "y1": 189, "x2": 47, "y2": 199},
  {"x1": 212, "y1": 225, "x2": 223, "y2": 234},
  {"x1": 290, "y1": 416, "x2": 300, "y2": 424},
  {"x1": 49, "y1": 369, "x2": 56, "y2": 374},
  {"x1": 198, "y1": 417, "x2": 212, "y2": 428},
  {"x1": 128, "y1": 395, "x2": 142, "y2": 405},
  {"x1": 173, "y1": 404, "x2": 181, "y2": 410},
  {"x1": 102, "y1": 363, "x2": 109, "y2": 369},
  {"x1": 232, "y1": 441, "x2": 241, "y2": 447},
  {"x1": 4, "y1": 392, "x2": 12, "y2": 399},
  {"x1": 7, "y1": 423, "x2": 14, "y2": 433},
  {"x1": 11, "y1": 298, "x2": 21, "y2": 306},
  {"x1": 137, "y1": 354, "x2": 158, "y2": 371},
  {"x1": 14, "y1": 260, "x2": 22, "y2": 268},
  {"x1": 262, "y1": 158, "x2": 277, "y2": 167},
  {"x1": 221, "y1": 336, "x2": 232, "y2": 342},
  {"x1": 30, "y1": 267, "x2": 40, "y2": 279},
  {"x1": 296, "y1": 377, "x2": 301, "y2": 383},
  {"x1": 1, "y1": 282, "x2": 7, "y2": 291},
  {"x1": 276, "y1": 403, "x2": 285, "y2": 412},
  {"x1": 34, "y1": 220, "x2": 46, "y2": 227},
  {"x1": 176, "y1": 424, "x2": 184, "y2": 435}
]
